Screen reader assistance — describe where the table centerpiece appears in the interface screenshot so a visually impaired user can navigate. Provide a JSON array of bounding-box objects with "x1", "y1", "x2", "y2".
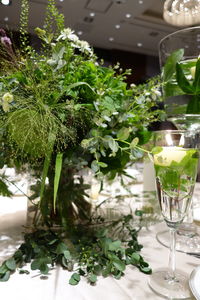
[{"x1": 0, "y1": 0, "x2": 163, "y2": 284}]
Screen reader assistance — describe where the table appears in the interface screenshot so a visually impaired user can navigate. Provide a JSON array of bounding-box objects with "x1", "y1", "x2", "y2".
[{"x1": 0, "y1": 196, "x2": 199, "y2": 300}]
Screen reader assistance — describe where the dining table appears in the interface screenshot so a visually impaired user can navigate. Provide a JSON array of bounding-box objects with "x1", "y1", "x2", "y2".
[{"x1": 0, "y1": 191, "x2": 199, "y2": 300}]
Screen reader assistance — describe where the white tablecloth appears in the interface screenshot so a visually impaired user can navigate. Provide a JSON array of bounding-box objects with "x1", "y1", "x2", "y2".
[{"x1": 0, "y1": 196, "x2": 199, "y2": 300}]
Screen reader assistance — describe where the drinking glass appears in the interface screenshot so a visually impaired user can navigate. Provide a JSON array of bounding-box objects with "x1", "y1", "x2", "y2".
[
  {"x1": 148, "y1": 130, "x2": 199, "y2": 299},
  {"x1": 158, "y1": 26, "x2": 200, "y2": 252},
  {"x1": 159, "y1": 26, "x2": 200, "y2": 116}
]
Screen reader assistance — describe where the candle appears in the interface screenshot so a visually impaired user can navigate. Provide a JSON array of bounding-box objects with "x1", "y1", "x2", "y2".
[{"x1": 153, "y1": 147, "x2": 187, "y2": 167}]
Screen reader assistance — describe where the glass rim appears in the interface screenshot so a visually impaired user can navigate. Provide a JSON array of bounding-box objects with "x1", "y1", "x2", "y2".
[
  {"x1": 159, "y1": 26, "x2": 200, "y2": 48},
  {"x1": 168, "y1": 114, "x2": 200, "y2": 118},
  {"x1": 152, "y1": 129, "x2": 195, "y2": 134}
]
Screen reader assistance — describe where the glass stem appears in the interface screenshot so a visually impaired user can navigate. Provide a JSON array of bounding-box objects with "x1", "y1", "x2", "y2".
[{"x1": 168, "y1": 227, "x2": 176, "y2": 280}]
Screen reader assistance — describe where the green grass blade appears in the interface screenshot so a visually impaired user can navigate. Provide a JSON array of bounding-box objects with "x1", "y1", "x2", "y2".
[
  {"x1": 40, "y1": 153, "x2": 51, "y2": 203},
  {"x1": 53, "y1": 152, "x2": 63, "y2": 212}
]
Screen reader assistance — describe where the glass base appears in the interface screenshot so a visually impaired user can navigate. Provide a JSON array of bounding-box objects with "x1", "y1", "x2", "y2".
[
  {"x1": 156, "y1": 228, "x2": 200, "y2": 253},
  {"x1": 148, "y1": 267, "x2": 191, "y2": 299}
]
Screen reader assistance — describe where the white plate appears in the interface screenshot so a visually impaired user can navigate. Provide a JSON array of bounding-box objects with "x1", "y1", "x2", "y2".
[{"x1": 189, "y1": 266, "x2": 200, "y2": 300}]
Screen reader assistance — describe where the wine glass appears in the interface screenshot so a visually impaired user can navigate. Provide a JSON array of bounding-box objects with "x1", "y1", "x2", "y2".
[
  {"x1": 148, "y1": 130, "x2": 199, "y2": 299},
  {"x1": 158, "y1": 26, "x2": 200, "y2": 252}
]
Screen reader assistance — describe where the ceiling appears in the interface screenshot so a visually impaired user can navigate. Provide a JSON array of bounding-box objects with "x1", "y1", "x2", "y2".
[{"x1": 0, "y1": 0, "x2": 187, "y2": 57}]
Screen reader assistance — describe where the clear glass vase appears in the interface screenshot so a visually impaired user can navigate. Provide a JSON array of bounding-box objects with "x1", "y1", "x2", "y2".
[
  {"x1": 157, "y1": 27, "x2": 200, "y2": 253},
  {"x1": 159, "y1": 26, "x2": 200, "y2": 116}
]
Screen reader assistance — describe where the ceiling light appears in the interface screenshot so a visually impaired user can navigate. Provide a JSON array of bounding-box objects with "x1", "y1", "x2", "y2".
[
  {"x1": 77, "y1": 31, "x2": 83, "y2": 36},
  {"x1": 109, "y1": 37, "x2": 114, "y2": 42},
  {"x1": 138, "y1": 0, "x2": 143, "y2": 4},
  {"x1": 1, "y1": 0, "x2": 11, "y2": 5},
  {"x1": 90, "y1": 12, "x2": 95, "y2": 17},
  {"x1": 137, "y1": 42, "x2": 143, "y2": 47},
  {"x1": 163, "y1": 0, "x2": 200, "y2": 26},
  {"x1": 4, "y1": 16, "x2": 9, "y2": 21},
  {"x1": 125, "y1": 13, "x2": 132, "y2": 18},
  {"x1": 115, "y1": 24, "x2": 121, "y2": 29}
]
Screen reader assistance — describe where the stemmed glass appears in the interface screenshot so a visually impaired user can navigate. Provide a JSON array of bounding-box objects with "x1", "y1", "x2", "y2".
[
  {"x1": 148, "y1": 130, "x2": 199, "y2": 299},
  {"x1": 158, "y1": 26, "x2": 200, "y2": 253}
]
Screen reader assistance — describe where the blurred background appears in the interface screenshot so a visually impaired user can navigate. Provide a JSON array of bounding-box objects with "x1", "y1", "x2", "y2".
[{"x1": 0, "y1": 0, "x2": 189, "y2": 83}]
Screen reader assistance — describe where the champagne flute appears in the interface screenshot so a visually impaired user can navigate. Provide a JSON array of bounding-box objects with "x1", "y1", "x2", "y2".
[{"x1": 148, "y1": 130, "x2": 199, "y2": 299}]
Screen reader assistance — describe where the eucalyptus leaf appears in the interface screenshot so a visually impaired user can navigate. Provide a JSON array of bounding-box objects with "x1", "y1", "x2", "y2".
[
  {"x1": 117, "y1": 127, "x2": 130, "y2": 140},
  {"x1": 112, "y1": 258, "x2": 126, "y2": 272},
  {"x1": 108, "y1": 139, "x2": 119, "y2": 153},
  {"x1": 0, "y1": 271, "x2": 10, "y2": 282},
  {"x1": 108, "y1": 240, "x2": 121, "y2": 251},
  {"x1": 56, "y1": 242, "x2": 68, "y2": 255},
  {"x1": 88, "y1": 273, "x2": 97, "y2": 283},
  {"x1": 69, "y1": 273, "x2": 80, "y2": 285},
  {"x1": 130, "y1": 137, "x2": 139, "y2": 149},
  {"x1": 5, "y1": 258, "x2": 16, "y2": 271}
]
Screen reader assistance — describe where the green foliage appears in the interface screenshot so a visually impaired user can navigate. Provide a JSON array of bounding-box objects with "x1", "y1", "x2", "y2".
[
  {"x1": 0, "y1": 175, "x2": 12, "y2": 197},
  {"x1": 0, "y1": 213, "x2": 151, "y2": 284},
  {"x1": 154, "y1": 148, "x2": 199, "y2": 196},
  {"x1": 0, "y1": 19, "x2": 162, "y2": 224},
  {"x1": 19, "y1": 0, "x2": 30, "y2": 51},
  {"x1": 43, "y1": 0, "x2": 65, "y2": 38},
  {"x1": 162, "y1": 49, "x2": 200, "y2": 113}
]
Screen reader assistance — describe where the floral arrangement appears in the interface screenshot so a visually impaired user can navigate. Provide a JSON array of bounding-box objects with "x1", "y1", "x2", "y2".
[{"x1": 0, "y1": 0, "x2": 163, "y2": 284}]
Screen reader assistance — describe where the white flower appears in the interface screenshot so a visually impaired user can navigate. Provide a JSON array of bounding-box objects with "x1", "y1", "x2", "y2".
[
  {"x1": 2, "y1": 92, "x2": 13, "y2": 103},
  {"x1": 154, "y1": 90, "x2": 161, "y2": 97},
  {"x1": 57, "y1": 28, "x2": 79, "y2": 43},
  {"x1": 130, "y1": 83, "x2": 136, "y2": 88},
  {"x1": 77, "y1": 40, "x2": 93, "y2": 55}
]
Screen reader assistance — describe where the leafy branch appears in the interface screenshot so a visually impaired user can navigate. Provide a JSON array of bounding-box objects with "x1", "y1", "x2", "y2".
[{"x1": 0, "y1": 214, "x2": 151, "y2": 284}]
